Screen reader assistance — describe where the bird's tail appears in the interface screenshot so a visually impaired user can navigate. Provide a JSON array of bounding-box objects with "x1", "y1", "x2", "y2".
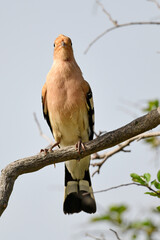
[{"x1": 63, "y1": 165, "x2": 96, "y2": 214}]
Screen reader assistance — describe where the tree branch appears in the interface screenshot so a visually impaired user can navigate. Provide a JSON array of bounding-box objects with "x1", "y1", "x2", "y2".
[
  {"x1": 84, "y1": 0, "x2": 160, "y2": 54},
  {"x1": 84, "y1": 21, "x2": 160, "y2": 54},
  {"x1": 33, "y1": 112, "x2": 54, "y2": 146},
  {"x1": 85, "y1": 233, "x2": 105, "y2": 240},
  {"x1": 96, "y1": 0, "x2": 118, "y2": 26},
  {"x1": 93, "y1": 183, "x2": 140, "y2": 195},
  {"x1": 110, "y1": 229, "x2": 122, "y2": 240},
  {"x1": 91, "y1": 180, "x2": 160, "y2": 198},
  {"x1": 0, "y1": 108, "x2": 160, "y2": 216},
  {"x1": 91, "y1": 131, "x2": 160, "y2": 176},
  {"x1": 148, "y1": 0, "x2": 160, "y2": 9}
]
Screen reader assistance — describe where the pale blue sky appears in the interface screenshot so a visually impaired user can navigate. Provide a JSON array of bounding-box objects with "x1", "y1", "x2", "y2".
[{"x1": 0, "y1": 0, "x2": 160, "y2": 239}]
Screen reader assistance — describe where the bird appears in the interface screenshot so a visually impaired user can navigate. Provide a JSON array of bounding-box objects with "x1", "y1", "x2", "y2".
[{"x1": 41, "y1": 34, "x2": 96, "y2": 214}]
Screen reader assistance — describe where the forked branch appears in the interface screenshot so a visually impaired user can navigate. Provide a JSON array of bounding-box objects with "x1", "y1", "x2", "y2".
[
  {"x1": 0, "y1": 108, "x2": 160, "y2": 216},
  {"x1": 91, "y1": 131, "x2": 160, "y2": 176},
  {"x1": 84, "y1": 0, "x2": 160, "y2": 54}
]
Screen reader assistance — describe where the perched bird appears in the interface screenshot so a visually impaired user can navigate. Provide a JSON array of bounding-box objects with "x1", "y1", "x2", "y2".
[{"x1": 42, "y1": 34, "x2": 96, "y2": 214}]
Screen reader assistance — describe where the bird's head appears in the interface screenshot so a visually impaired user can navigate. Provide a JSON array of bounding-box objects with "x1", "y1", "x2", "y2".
[{"x1": 53, "y1": 34, "x2": 74, "y2": 61}]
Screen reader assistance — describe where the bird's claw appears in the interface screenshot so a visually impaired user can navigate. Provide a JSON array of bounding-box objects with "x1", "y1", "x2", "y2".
[
  {"x1": 40, "y1": 148, "x2": 49, "y2": 155},
  {"x1": 40, "y1": 142, "x2": 60, "y2": 155},
  {"x1": 76, "y1": 140, "x2": 86, "y2": 154}
]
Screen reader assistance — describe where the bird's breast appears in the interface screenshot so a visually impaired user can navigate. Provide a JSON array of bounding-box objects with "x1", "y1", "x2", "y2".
[
  {"x1": 47, "y1": 77, "x2": 85, "y2": 116},
  {"x1": 46, "y1": 77, "x2": 89, "y2": 145}
]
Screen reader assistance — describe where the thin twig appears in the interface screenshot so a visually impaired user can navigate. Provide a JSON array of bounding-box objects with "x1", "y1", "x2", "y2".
[
  {"x1": 91, "y1": 182, "x2": 159, "y2": 196},
  {"x1": 94, "y1": 131, "x2": 107, "y2": 138},
  {"x1": 85, "y1": 233, "x2": 105, "y2": 240},
  {"x1": 91, "y1": 131, "x2": 160, "y2": 176},
  {"x1": 84, "y1": 21, "x2": 160, "y2": 54},
  {"x1": 148, "y1": 0, "x2": 160, "y2": 9},
  {"x1": 96, "y1": 0, "x2": 117, "y2": 26},
  {"x1": 110, "y1": 229, "x2": 122, "y2": 240},
  {"x1": 33, "y1": 112, "x2": 54, "y2": 145},
  {"x1": 93, "y1": 182, "x2": 141, "y2": 194}
]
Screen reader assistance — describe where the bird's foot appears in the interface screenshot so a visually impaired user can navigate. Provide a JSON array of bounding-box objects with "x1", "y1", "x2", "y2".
[
  {"x1": 40, "y1": 148, "x2": 49, "y2": 155},
  {"x1": 49, "y1": 141, "x2": 60, "y2": 151},
  {"x1": 40, "y1": 142, "x2": 60, "y2": 155},
  {"x1": 76, "y1": 139, "x2": 86, "y2": 154}
]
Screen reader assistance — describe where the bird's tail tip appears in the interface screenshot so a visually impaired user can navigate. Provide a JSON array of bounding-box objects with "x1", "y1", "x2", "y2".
[{"x1": 63, "y1": 180, "x2": 96, "y2": 214}]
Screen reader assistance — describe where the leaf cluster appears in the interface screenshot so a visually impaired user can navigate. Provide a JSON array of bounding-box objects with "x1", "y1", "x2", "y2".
[
  {"x1": 90, "y1": 171, "x2": 160, "y2": 239},
  {"x1": 91, "y1": 203, "x2": 159, "y2": 240},
  {"x1": 130, "y1": 170, "x2": 160, "y2": 205}
]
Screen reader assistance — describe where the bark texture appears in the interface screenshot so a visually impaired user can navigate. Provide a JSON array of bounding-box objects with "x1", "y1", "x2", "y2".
[{"x1": 0, "y1": 107, "x2": 160, "y2": 216}]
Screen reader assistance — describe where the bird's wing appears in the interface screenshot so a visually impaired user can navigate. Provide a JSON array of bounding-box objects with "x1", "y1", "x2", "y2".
[
  {"x1": 41, "y1": 83, "x2": 53, "y2": 133},
  {"x1": 84, "y1": 81, "x2": 95, "y2": 141}
]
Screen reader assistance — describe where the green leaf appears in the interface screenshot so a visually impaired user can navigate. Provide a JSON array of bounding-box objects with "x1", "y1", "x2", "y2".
[
  {"x1": 130, "y1": 173, "x2": 146, "y2": 185},
  {"x1": 154, "y1": 181, "x2": 160, "y2": 189},
  {"x1": 143, "y1": 99, "x2": 159, "y2": 112},
  {"x1": 132, "y1": 234, "x2": 137, "y2": 239},
  {"x1": 143, "y1": 173, "x2": 151, "y2": 183},
  {"x1": 144, "y1": 137, "x2": 160, "y2": 148},
  {"x1": 142, "y1": 220, "x2": 154, "y2": 226},
  {"x1": 151, "y1": 179, "x2": 156, "y2": 185},
  {"x1": 145, "y1": 192, "x2": 158, "y2": 197},
  {"x1": 157, "y1": 170, "x2": 160, "y2": 182},
  {"x1": 130, "y1": 173, "x2": 139, "y2": 179},
  {"x1": 91, "y1": 215, "x2": 111, "y2": 222},
  {"x1": 156, "y1": 206, "x2": 160, "y2": 212},
  {"x1": 109, "y1": 205, "x2": 127, "y2": 214}
]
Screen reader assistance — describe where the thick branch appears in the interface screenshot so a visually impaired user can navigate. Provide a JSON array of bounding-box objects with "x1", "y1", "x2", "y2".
[{"x1": 0, "y1": 107, "x2": 160, "y2": 216}]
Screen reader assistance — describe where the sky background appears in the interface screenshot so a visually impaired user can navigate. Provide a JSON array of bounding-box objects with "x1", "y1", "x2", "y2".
[{"x1": 0, "y1": 0, "x2": 160, "y2": 239}]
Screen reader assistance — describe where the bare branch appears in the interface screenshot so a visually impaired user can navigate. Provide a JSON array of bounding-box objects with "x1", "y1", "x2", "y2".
[
  {"x1": 33, "y1": 112, "x2": 53, "y2": 145},
  {"x1": 91, "y1": 131, "x2": 160, "y2": 176},
  {"x1": 94, "y1": 131, "x2": 107, "y2": 138},
  {"x1": 148, "y1": 0, "x2": 160, "y2": 9},
  {"x1": 93, "y1": 183, "x2": 141, "y2": 195},
  {"x1": 91, "y1": 181, "x2": 159, "y2": 196},
  {"x1": 96, "y1": 0, "x2": 118, "y2": 26},
  {"x1": 85, "y1": 233, "x2": 105, "y2": 240},
  {"x1": 84, "y1": 21, "x2": 160, "y2": 54},
  {"x1": 137, "y1": 131, "x2": 160, "y2": 140},
  {"x1": 0, "y1": 108, "x2": 160, "y2": 216},
  {"x1": 110, "y1": 229, "x2": 122, "y2": 240}
]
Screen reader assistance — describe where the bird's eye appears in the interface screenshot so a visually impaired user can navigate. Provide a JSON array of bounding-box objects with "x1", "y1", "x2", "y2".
[
  {"x1": 70, "y1": 41, "x2": 72, "y2": 46},
  {"x1": 53, "y1": 43, "x2": 55, "y2": 47}
]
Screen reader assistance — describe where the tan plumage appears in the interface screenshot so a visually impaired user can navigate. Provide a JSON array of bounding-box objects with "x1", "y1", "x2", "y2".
[{"x1": 42, "y1": 34, "x2": 96, "y2": 214}]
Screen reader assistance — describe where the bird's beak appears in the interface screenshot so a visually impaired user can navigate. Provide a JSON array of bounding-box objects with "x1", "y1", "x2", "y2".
[{"x1": 61, "y1": 40, "x2": 66, "y2": 47}]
